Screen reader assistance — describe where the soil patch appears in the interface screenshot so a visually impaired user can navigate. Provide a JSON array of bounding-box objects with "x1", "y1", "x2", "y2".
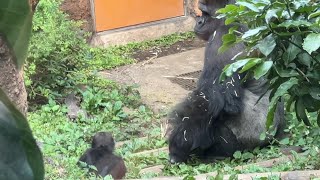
[
  {"x1": 131, "y1": 38, "x2": 206, "y2": 62},
  {"x1": 60, "y1": 0, "x2": 93, "y2": 32}
]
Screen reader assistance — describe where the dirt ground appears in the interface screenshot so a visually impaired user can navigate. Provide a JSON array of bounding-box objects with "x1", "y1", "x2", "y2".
[
  {"x1": 60, "y1": 0, "x2": 92, "y2": 32},
  {"x1": 131, "y1": 38, "x2": 206, "y2": 62}
]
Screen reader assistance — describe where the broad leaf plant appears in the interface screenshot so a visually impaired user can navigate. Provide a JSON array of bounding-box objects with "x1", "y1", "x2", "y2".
[{"x1": 218, "y1": 0, "x2": 320, "y2": 127}]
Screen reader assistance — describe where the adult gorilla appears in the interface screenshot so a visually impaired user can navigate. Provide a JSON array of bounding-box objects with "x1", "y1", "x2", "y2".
[{"x1": 167, "y1": 0, "x2": 285, "y2": 163}]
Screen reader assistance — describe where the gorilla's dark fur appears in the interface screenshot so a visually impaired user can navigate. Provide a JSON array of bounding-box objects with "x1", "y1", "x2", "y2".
[
  {"x1": 79, "y1": 132, "x2": 127, "y2": 179},
  {"x1": 167, "y1": 0, "x2": 285, "y2": 163}
]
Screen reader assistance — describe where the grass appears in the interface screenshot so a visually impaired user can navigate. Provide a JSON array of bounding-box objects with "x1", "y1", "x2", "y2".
[{"x1": 108, "y1": 31, "x2": 196, "y2": 56}]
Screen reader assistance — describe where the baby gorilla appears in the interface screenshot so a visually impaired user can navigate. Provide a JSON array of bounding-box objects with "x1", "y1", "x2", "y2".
[{"x1": 79, "y1": 132, "x2": 126, "y2": 179}]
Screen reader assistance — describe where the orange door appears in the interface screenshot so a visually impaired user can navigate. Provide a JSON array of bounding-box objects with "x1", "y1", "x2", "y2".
[{"x1": 94, "y1": 0, "x2": 185, "y2": 32}]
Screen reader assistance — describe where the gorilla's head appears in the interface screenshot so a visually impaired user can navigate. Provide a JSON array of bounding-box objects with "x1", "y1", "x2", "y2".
[
  {"x1": 194, "y1": 13, "x2": 217, "y2": 41},
  {"x1": 194, "y1": 0, "x2": 235, "y2": 41},
  {"x1": 198, "y1": 0, "x2": 235, "y2": 17},
  {"x1": 92, "y1": 132, "x2": 115, "y2": 151},
  {"x1": 167, "y1": 91, "x2": 215, "y2": 163},
  {"x1": 168, "y1": 129, "x2": 193, "y2": 163}
]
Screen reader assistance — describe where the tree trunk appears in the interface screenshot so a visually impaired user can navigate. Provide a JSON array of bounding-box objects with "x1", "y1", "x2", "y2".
[{"x1": 0, "y1": 36, "x2": 28, "y2": 115}]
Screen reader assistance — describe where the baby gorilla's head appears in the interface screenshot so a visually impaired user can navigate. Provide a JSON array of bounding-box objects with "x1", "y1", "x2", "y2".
[{"x1": 92, "y1": 132, "x2": 115, "y2": 151}]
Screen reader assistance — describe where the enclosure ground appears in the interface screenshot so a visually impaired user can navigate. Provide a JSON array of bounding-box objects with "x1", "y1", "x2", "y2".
[{"x1": 100, "y1": 47, "x2": 205, "y2": 113}]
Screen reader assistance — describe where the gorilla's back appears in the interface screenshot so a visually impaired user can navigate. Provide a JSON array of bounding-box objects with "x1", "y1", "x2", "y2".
[{"x1": 224, "y1": 88, "x2": 285, "y2": 150}]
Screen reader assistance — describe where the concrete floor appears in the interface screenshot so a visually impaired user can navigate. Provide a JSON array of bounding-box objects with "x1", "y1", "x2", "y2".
[{"x1": 100, "y1": 47, "x2": 205, "y2": 113}]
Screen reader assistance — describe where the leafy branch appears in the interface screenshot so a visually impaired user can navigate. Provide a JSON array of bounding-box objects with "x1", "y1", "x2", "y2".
[{"x1": 218, "y1": 0, "x2": 320, "y2": 127}]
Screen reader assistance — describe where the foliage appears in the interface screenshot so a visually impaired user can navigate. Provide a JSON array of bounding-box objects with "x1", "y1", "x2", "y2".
[
  {"x1": 28, "y1": 88, "x2": 163, "y2": 179},
  {"x1": 0, "y1": 0, "x2": 33, "y2": 68},
  {"x1": 218, "y1": 0, "x2": 320, "y2": 127},
  {"x1": 25, "y1": 0, "x2": 133, "y2": 102},
  {"x1": 0, "y1": 89, "x2": 44, "y2": 180},
  {"x1": 0, "y1": 0, "x2": 45, "y2": 179}
]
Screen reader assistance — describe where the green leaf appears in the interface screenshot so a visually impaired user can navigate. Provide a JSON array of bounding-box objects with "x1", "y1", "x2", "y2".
[
  {"x1": 283, "y1": 35, "x2": 302, "y2": 64},
  {"x1": 265, "y1": 8, "x2": 280, "y2": 23},
  {"x1": 242, "y1": 152, "x2": 254, "y2": 160},
  {"x1": 0, "y1": 89, "x2": 44, "y2": 180},
  {"x1": 217, "y1": 4, "x2": 239, "y2": 14},
  {"x1": 278, "y1": 20, "x2": 312, "y2": 28},
  {"x1": 274, "y1": 66, "x2": 299, "y2": 77},
  {"x1": 259, "y1": 131, "x2": 267, "y2": 140},
  {"x1": 266, "y1": 101, "x2": 277, "y2": 129},
  {"x1": 218, "y1": 34, "x2": 237, "y2": 53},
  {"x1": 236, "y1": 1, "x2": 260, "y2": 12},
  {"x1": 215, "y1": 171, "x2": 224, "y2": 180},
  {"x1": 239, "y1": 58, "x2": 262, "y2": 73},
  {"x1": 297, "y1": 52, "x2": 312, "y2": 68},
  {"x1": 254, "y1": 61, "x2": 273, "y2": 79},
  {"x1": 242, "y1": 26, "x2": 268, "y2": 39},
  {"x1": 222, "y1": 59, "x2": 251, "y2": 77},
  {"x1": 286, "y1": 95, "x2": 296, "y2": 112},
  {"x1": 233, "y1": 151, "x2": 242, "y2": 159},
  {"x1": 295, "y1": 97, "x2": 311, "y2": 126},
  {"x1": 225, "y1": 17, "x2": 236, "y2": 25},
  {"x1": 279, "y1": 138, "x2": 290, "y2": 145},
  {"x1": 303, "y1": 33, "x2": 320, "y2": 54},
  {"x1": 113, "y1": 101, "x2": 123, "y2": 111},
  {"x1": 267, "y1": 78, "x2": 299, "y2": 128},
  {"x1": 302, "y1": 95, "x2": 320, "y2": 112},
  {"x1": 310, "y1": 87, "x2": 320, "y2": 100},
  {"x1": 317, "y1": 111, "x2": 320, "y2": 127},
  {"x1": 308, "y1": 10, "x2": 320, "y2": 19},
  {"x1": 257, "y1": 34, "x2": 276, "y2": 56},
  {"x1": 0, "y1": 0, "x2": 33, "y2": 69}
]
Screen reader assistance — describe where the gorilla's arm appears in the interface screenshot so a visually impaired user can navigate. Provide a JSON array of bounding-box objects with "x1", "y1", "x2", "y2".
[{"x1": 197, "y1": 26, "x2": 246, "y2": 118}]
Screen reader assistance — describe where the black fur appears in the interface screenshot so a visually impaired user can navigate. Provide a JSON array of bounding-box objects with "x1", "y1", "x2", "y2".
[
  {"x1": 167, "y1": 0, "x2": 285, "y2": 163},
  {"x1": 79, "y1": 132, "x2": 127, "y2": 179}
]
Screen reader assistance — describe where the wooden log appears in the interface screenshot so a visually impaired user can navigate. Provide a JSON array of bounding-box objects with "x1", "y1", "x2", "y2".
[
  {"x1": 223, "y1": 170, "x2": 320, "y2": 180},
  {"x1": 131, "y1": 147, "x2": 169, "y2": 156},
  {"x1": 235, "y1": 155, "x2": 295, "y2": 170},
  {"x1": 140, "y1": 165, "x2": 164, "y2": 174},
  {"x1": 135, "y1": 170, "x2": 320, "y2": 180}
]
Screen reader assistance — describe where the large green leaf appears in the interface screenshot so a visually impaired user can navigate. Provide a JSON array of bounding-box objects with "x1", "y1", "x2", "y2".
[
  {"x1": 0, "y1": 89, "x2": 44, "y2": 180},
  {"x1": 218, "y1": 33, "x2": 237, "y2": 53},
  {"x1": 257, "y1": 34, "x2": 276, "y2": 57},
  {"x1": 254, "y1": 61, "x2": 273, "y2": 79},
  {"x1": 265, "y1": 8, "x2": 280, "y2": 24},
  {"x1": 236, "y1": 1, "x2": 260, "y2": 12},
  {"x1": 283, "y1": 35, "x2": 302, "y2": 64},
  {"x1": 278, "y1": 20, "x2": 312, "y2": 28},
  {"x1": 239, "y1": 58, "x2": 262, "y2": 73},
  {"x1": 295, "y1": 97, "x2": 311, "y2": 126},
  {"x1": 242, "y1": 26, "x2": 267, "y2": 39},
  {"x1": 303, "y1": 33, "x2": 320, "y2": 54},
  {"x1": 308, "y1": 10, "x2": 320, "y2": 19},
  {"x1": 267, "y1": 78, "x2": 299, "y2": 128},
  {"x1": 0, "y1": 0, "x2": 33, "y2": 69},
  {"x1": 220, "y1": 59, "x2": 252, "y2": 81}
]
